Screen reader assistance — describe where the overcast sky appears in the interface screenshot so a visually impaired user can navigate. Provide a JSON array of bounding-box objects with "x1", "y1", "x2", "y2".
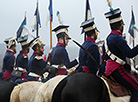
[{"x1": 0, "y1": 0, "x2": 138, "y2": 50}]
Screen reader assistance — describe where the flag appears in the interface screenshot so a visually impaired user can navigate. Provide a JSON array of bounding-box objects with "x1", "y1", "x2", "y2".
[
  {"x1": 23, "y1": 25, "x2": 35, "y2": 38},
  {"x1": 81, "y1": 0, "x2": 92, "y2": 35},
  {"x1": 48, "y1": 0, "x2": 53, "y2": 22},
  {"x1": 56, "y1": 11, "x2": 63, "y2": 25},
  {"x1": 46, "y1": 0, "x2": 53, "y2": 26},
  {"x1": 31, "y1": 3, "x2": 41, "y2": 32},
  {"x1": 128, "y1": 7, "x2": 136, "y2": 45},
  {"x1": 85, "y1": 0, "x2": 92, "y2": 21},
  {"x1": 17, "y1": 17, "x2": 26, "y2": 39}
]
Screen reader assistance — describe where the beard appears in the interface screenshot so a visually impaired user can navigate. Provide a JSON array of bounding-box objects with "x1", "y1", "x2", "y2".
[
  {"x1": 94, "y1": 35, "x2": 97, "y2": 40},
  {"x1": 26, "y1": 48, "x2": 30, "y2": 53},
  {"x1": 13, "y1": 49, "x2": 16, "y2": 54},
  {"x1": 39, "y1": 49, "x2": 44, "y2": 55},
  {"x1": 120, "y1": 25, "x2": 124, "y2": 33}
]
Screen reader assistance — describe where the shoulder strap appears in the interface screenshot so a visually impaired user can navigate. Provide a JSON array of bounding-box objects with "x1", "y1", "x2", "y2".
[
  {"x1": 47, "y1": 47, "x2": 54, "y2": 65},
  {"x1": 104, "y1": 39, "x2": 126, "y2": 65}
]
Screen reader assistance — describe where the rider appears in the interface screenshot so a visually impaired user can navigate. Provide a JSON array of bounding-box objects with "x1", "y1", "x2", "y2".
[
  {"x1": 13, "y1": 35, "x2": 36, "y2": 82},
  {"x1": 17, "y1": 38, "x2": 46, "y2": 83},
  {"x1": 76, "y1": 18, "x2": 100, "y2": 75},
  {"x1": 16, "y1": 35, "x2": 29, "y2": 76},
  {"x1": 2, "y1": 37, "x2": 16, "y2": 80},
  {"x1": 46, "y1": 25, "x2": 79, "y2": 80},
  {"x1": 104, "y1": 8, "x2": 138, "y2": 102}
]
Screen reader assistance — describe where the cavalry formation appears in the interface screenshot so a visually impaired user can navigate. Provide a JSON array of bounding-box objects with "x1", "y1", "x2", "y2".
[{"x1": 0, "y1": 0, "x2": 138, "y2": 102}]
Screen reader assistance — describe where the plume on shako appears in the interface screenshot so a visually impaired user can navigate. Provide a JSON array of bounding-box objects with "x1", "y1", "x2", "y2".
[
  {"x1": 105, "y1": 0, "x2": 123, "y2": 25},
  {"x1": 107, "y1": 0, "x2": 112, "y2": 8},
  {"x1": 106, "y1": 0, "x2": 113, "y2": 11}
]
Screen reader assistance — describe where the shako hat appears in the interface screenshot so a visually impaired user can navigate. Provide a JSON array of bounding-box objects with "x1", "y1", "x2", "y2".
[
  {"x1": 17, "y1": 35, "x2": 29, "y2": 49},
  {"x1": 4, "y1": 37, "x2": 16, "y2": 49},
  {"x1": 104, "y1": 8, "x2": 123, "y2": 24},
  {"x1": 81, "y1": 18, "x2": 99, "y2": 35},
  {"x1": 29, "y1": 38, "x2": 45, "y2": 51},
  {"x1": 52, "y1": 25, "x2": 71, "y2": 39}
]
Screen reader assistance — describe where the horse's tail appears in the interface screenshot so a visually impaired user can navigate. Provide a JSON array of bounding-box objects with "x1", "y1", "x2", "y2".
[
  {"x1": 10, "y1": 85, "x2": 22, "y2": 102},
  {"x1": 52, "y1": 77, "x2": 68, "y2": 102}
]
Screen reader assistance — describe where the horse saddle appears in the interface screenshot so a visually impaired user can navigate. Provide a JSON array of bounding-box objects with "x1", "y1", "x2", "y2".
[{"x1": 102, "y1": 76, "x2": 131, "y2": 97}]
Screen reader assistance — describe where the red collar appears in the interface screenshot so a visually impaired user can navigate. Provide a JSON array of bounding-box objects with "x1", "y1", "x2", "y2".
[
  {"x1": 6, "y1": 49, "x2": 14, "y2": 54},
  {"x1": 56, "y1": 42, "x2": 65, "y2": 48},
  {"x1": 33, "y1": 51, "x2": 42, "y2": 56},
  {"x1": 6, "y1": 49, "x2": 15, "y2": 58},
  {"x1": 20, "y1": 51, "x2": 28, "y2": 57},
  {"x1": 85, "y1": 37, "x2": 96, "y2": 43},
  {"x1": 111, "y1": 30, "x2": 122, "y2": 37}
]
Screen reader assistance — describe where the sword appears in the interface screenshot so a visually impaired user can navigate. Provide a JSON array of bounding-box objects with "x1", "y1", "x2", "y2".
[{"x1": 72, "y1": 40, "x2": 100, "y2": 69}]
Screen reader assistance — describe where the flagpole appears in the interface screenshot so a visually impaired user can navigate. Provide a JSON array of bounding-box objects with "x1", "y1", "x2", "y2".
[
  {"x1": 36, "y1": 0, "x2": 39, "y2": 37},
  {"x1": 24, "y1": 11, "x2": 26, "y2": 18},
  {"x1": 48, "y1": 0, "x2": 53, "y2": 49},
  {"x1": 131, "y1": 5, "x2": 136, "y2": 68},
  {"x1": 84, "y1": 0, "x2": 88, "y2": 41},
  {"x1": 50, "y1": 19, "x2": 52, "y2": 49}
]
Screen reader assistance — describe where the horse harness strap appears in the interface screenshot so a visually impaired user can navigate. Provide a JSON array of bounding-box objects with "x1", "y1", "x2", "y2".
[
  {"x1": 28, "y1": 72, "x2": 41, "y2": 78},
  {"x1": 104, "y1": 39, "x2": 126, "y2": 65},
  {"x1": 15, "y1": 67, "x2": 27, "y2": 73},
  {"x1": 52, "y1": 64, "x2": 66, "y2": 69}
]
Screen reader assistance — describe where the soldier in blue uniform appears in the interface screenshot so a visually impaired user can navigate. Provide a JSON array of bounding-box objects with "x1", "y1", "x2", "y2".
[
  {"x1": 16, "y1": 35, "x2": 29, "y2": 77},
  {"x1": 12, "y1": 35, "x2": 36, "y2": 83},
  {"x1": 19, "y1": 38, "x2": 46, "y2": 82},
  {"x1": 104, "y1": 8, "x2": 138, "y2": 102},
  {"x1": 2, "y1": 37, "x2": 16, "y2": 80},
  {"x1": 76, "y1": 18, "x2": 100, "y2": 75},
  {"x1": 46, "y1": 25, "x2": 79, "y2": 80}
]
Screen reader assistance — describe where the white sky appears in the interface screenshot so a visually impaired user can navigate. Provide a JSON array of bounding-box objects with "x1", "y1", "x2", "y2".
[{"x1": 0, "y1": 0, "x2": 138, "y2": 50}]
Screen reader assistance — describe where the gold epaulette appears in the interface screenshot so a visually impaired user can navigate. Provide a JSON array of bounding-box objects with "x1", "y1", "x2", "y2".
[{"x1": 23, "y1": 54, "x2": 27, "y2": 58}]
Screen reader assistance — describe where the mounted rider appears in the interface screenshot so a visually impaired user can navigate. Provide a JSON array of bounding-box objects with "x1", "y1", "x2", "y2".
[
  {"x1": 12, "y1": 35, "x2": 36, "y2": 82},
  {"x1": 104, "y1": 7, "x2": 138, "y2": 102},
  {"x1": 76, "y1": 18, "x2": 100, "y2": 75},
  {"x1": 2, "y1": 37, "x2": 16, "y2": 80},
  {"x1": 16, "y1": 38, "x2": 46, "y2": 83},
  {"x1": 46, "y1": 25, "x2": 79, "y2": 81}
]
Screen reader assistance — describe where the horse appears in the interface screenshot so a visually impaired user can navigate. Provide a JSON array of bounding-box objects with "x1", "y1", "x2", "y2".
[
  {"x1": 52, "y1": 72, "x2": 110, "y2": 102},
  {"x1": 10, "y1": 81, "x2": 43, "y2": 102},
  {"x1": 10, "y1": 75, "x2": 67, "y2": 102},
  {"x1": 0, "y1": 79, "x2": 17, "y2": 102},
  {"x1": 34, "y1": 75, "x2": 67, "y2": 102},
  {"x1": 52, "y1": 72, "x2": 131, "y2": 102}
]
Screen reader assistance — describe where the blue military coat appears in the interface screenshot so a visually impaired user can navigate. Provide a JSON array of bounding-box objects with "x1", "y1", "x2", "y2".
[
  {"x1": 77, "y1": 37, "x2": 100, "y2": 75},
  {"x1": 104, "y1": 30, "x2": 138, "y2": 76},
  {"x1": 2, "y1": 49, "x2": 15, "y2": 71},
  {"x1": 16, "y1": 51, "x2": 29, "y2": 71},
  {"x1": 28, "y1": 51, "x2": 46, "y2": 76},
  {"x1": 50, "y1": 43, "x2": 78, "y2": 69}
]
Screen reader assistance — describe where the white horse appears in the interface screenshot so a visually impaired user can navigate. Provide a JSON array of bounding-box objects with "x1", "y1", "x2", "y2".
[
  {"x1": 34, "y1": 75, "x2": 67, "y2": 102},
  {"x1": 10, "y1": 81, "x2": 43, "y2": 102},
  {"x1": 10, "y1": 67, "x2": 75, "y2": 102},
  {"x1": 101, "y1": 77, "x2": 131, "y2": 102}
]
